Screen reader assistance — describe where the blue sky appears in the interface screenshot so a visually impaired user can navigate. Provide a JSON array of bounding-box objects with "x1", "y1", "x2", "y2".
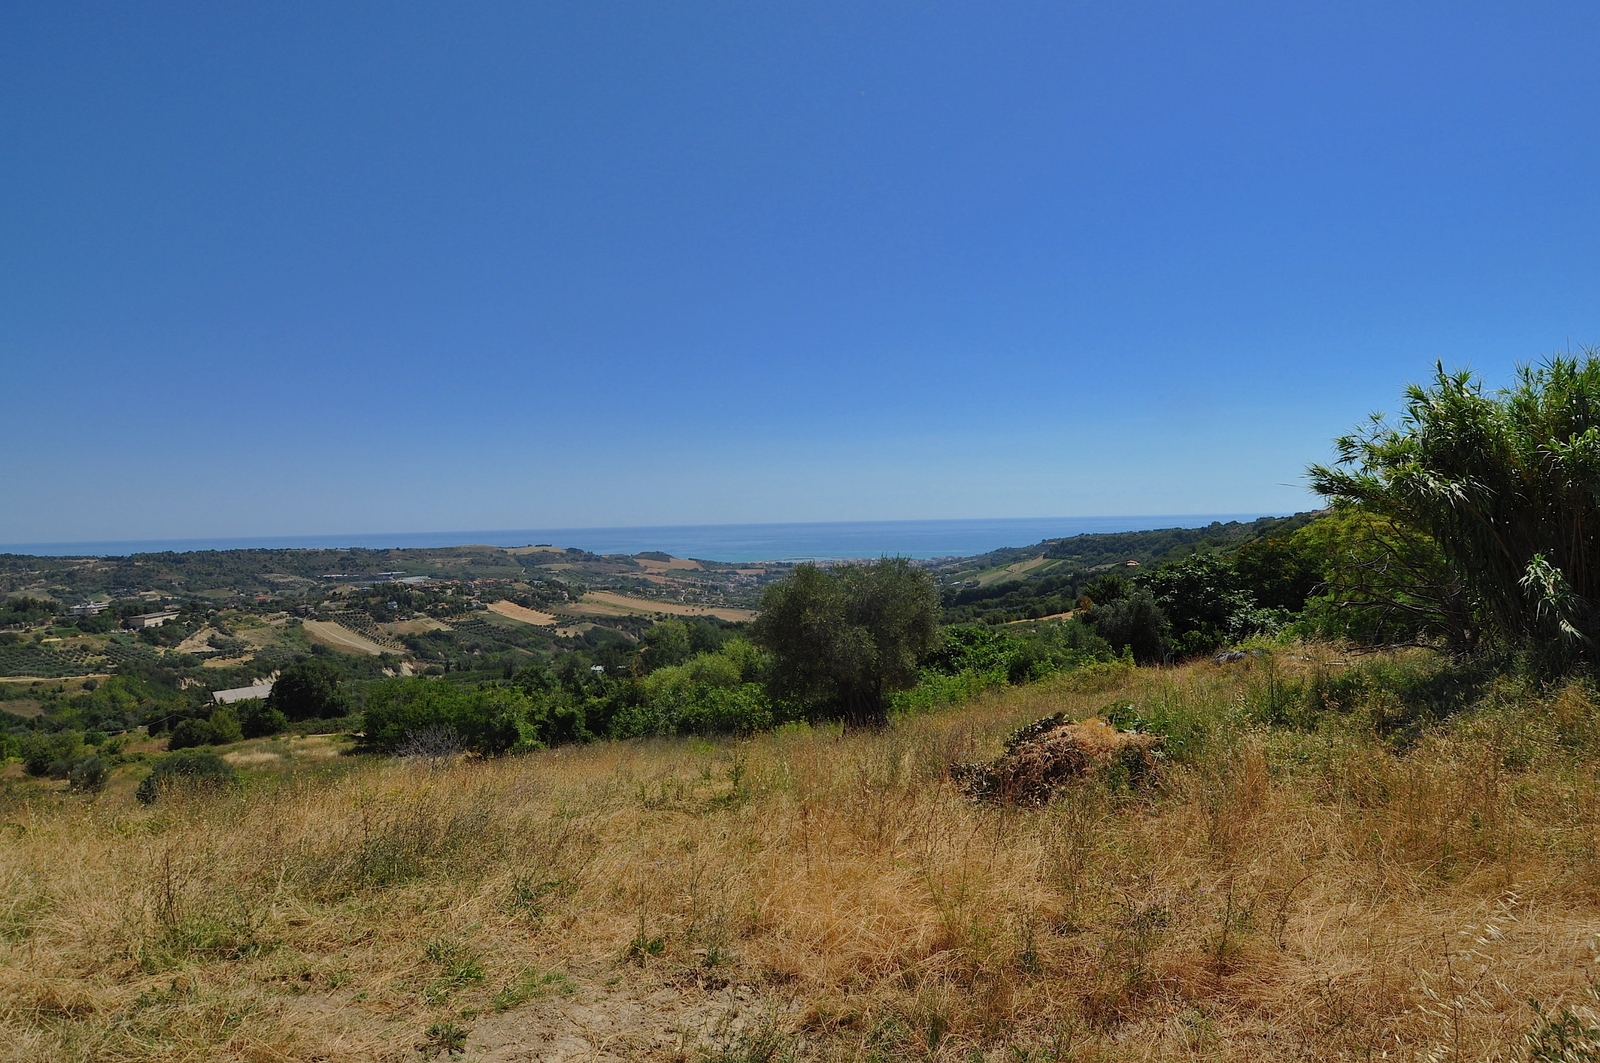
[{"x1": 5, "y1": 3, "x2": 1600, "y2": 544}]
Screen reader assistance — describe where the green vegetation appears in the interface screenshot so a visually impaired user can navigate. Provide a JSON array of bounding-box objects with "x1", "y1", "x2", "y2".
[
  {"x1": 752, "y1": 558, "x2": 942, "y2": 728},
  {"x1": 1310, "y1": 355, "x2": 1600, "y2": 659},
  {"x1": 267, "y1": 658, "x2": 350, "y2": 721},
  {"x1": 134, "y1": 749, "x2": 238, "y2": 804}
]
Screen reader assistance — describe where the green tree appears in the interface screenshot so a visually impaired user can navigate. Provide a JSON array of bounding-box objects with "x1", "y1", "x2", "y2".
[
  {"x1": 1309, "y1": 356, "x2": 1600, "y2": 654},
  {"x1": 640, "y1": 620, "x2": 692, "y2": 672},
  {"x1": 267, "y1": 658, "x2": 350, "y2": 721},
  {"x1": 1140, "y1": 553, "x2": 1283, "y2": 657},
  {"x1": 1294, "y1": 508, "x2": 1468, "y2": 648},
  {"x1": 1086, "y1": 586, "x2": 1169, "y2": 663},
  {"x1": 751, "y1": 558, "x2": 941, "y2": 728}
]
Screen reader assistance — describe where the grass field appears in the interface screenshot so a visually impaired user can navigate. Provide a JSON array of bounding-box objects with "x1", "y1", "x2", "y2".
[{"x1": 6, "y1": 648, "x2": 1600, "y2": 1061}]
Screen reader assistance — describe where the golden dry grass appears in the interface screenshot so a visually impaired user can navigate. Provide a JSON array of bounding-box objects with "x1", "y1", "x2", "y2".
[
  {"x1": 6, "y1": 649, "x2": 1600, "y2": 1061},
  {"x1": 485, "y1": 601, "x2": 558, "y2": 628}
]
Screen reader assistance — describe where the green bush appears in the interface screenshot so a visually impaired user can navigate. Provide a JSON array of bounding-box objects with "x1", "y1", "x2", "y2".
[
  {"x1": 239, "y1": 702, "x2": 289, "y2": 738},
  {"x1": 167, "y1": 707, "x2": 246, "y2": 749},
  {"x1": 210, "y1": 707, "x2": 243, "y2": 743},
  {"x1": 1087, "y1": 588, "x2": 1170, "y2": 663},
  {"x1": 135, "y1": 751, "x2": 238, "y2": 805},
  {"x1": 67, "y1": 755, "x2": 110, "y2": 793},
  {"x1": 1302, "y1": 655, "x2": 1493, "y2": 744},
  {"x1": 18, "y1": 731, "x2": 85, "y2": 778},
  {"x1": 363, "y1": 679, "x2": 539, "y2": 755},
  {"x1": 167, "y1": 718, "x2": 217, "y2": 749}
]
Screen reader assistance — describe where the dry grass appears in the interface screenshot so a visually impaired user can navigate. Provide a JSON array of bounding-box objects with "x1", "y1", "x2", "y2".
[
  {"x1": 485, "y1": 601, "x2": 558, "y2": 628},
  {"x1": 6, "y1": 648, "x2": 1600, "y2": 1060}
]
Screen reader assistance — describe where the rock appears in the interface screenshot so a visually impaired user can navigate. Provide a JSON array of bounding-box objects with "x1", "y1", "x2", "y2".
[
  {"x1": 950, "y1": 713, "x2": 1163, "y2": 806},
  {"x1": 1213, "y1": 649, "x2": 1265, "y2": 664}
]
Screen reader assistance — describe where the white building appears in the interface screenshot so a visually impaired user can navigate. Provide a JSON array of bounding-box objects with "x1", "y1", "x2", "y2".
[
  {"x1": 212, "y1": 681, "x2": 274, "y2": 705},
  {"x1": 125, "y1": 609, "x2": 180, "y2": 630}
]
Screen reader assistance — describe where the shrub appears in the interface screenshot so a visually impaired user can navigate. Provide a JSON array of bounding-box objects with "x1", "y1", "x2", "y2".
[
  {"x1": 167, "y1": 707, "x2": 246, "y2": 749},
  {"x1": 363, "y1": 679, "x2": 537, "y2": 755},
  {"x1": 1087, "y1": 588, "x2": 1170, "y2": 663},
  {"x1": 239, "y1": 703, "x2": 289, "y2": 738},
  {"x1": 208, "y1": 706, "x2": 243, "y2": 743},
  {"x1": 135, "y1": 751, "x2": 238, "y2": 805},
  {"x1": 19, "y1": 731, "x2": 85, "y2": 778},
  {"x1": 167, "y1": 718, "x2": 218, "y2": 750},
  {"x1": 67, "y1": 755, "x2": 110, "y2": 793}
]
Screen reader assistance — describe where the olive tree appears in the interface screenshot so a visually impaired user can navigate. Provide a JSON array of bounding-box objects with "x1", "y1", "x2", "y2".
[{"x1": 751, "y1": 557, "x2": 941, "y2": 728}]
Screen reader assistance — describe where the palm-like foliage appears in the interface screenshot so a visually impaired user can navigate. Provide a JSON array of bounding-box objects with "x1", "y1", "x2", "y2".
[{"x1": 1309, "y1": 355, "x2": 1600, "y2": 653}]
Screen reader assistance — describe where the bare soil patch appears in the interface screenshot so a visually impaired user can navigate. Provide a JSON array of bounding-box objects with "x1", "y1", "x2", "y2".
[
  {"x1": 635, "y1": 556, "x2": 704, "y2": 573},
  {"x1": 0, "y1": 674, "x2": 109, "y2": 687}
]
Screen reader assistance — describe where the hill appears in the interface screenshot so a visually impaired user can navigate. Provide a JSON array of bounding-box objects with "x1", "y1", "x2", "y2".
[{"x1": 4, "y1": 647, "x2": 1596, "y2": 1060}]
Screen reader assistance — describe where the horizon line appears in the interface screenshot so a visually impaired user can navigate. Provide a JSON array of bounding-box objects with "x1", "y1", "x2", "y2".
[{"x1": 0, "y1": 513, "x2": 1292, "y2": 560}]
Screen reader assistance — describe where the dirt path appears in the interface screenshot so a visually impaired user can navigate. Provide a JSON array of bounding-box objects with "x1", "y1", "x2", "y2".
[
  {"x1": 488, "y1": 600, "x2": 558, "y2": 626},
  {"x1": 302, "y1": 620, "x2": 389, "y2": 656}
]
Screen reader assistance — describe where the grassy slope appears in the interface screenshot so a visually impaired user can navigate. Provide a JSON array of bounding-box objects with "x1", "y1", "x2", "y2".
[{"x1": 5, "y1": 648, "x2": 1600, "y2": 1061}]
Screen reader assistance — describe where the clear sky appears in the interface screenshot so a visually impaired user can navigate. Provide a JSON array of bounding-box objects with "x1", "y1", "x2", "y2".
[{"x1": 5, "y1": 3, "x2": 1600, "y2": 544}]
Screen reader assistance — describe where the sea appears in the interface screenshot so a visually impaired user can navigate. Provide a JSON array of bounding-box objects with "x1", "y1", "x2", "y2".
[{"x1": 1, "y1": 515, "x2": 1277, "y2": 564}]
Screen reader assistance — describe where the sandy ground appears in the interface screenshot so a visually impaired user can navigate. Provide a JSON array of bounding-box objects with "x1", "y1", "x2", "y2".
[
  {"x1": 566, "y1": 591, "x2": 754, "y2": 623},
  {"x1": 487, "y1": 600, "x2": 558, "y2": 627},
  {"x1": 468, "y1": 970, "x2": 773, "y2": 1062},
  {"x1": 302, "y1": 620, "x2": 390, "y2": 656}
]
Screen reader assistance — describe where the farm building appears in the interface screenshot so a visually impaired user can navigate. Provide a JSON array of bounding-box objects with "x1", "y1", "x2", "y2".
[
  {"x1": 124, "y1": 609, "x2": 180, "y2": 629},
  {"x1": 212, "y1": 681, "x2": 274, "y2": 705}
]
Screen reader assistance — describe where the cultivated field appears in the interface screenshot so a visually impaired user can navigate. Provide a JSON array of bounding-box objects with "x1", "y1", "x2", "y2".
[
  {"x1": 569, "y1": 590, "x2": 756, "y2": 623},
  {"x1": 5, "y1": 649, "x2": 1600, "y2": 1061},
  {"x1": 301, "y1": 619, "x2": 391, "y2": 657},
  {"x1": 486, "y1": 600, "x2": 559, "y2": 627}
]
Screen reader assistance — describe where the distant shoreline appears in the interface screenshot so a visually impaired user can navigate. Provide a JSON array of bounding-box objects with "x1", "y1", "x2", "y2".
[{"x1": 1, "y1": 515, "x2": 1279, "y2": 564}]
